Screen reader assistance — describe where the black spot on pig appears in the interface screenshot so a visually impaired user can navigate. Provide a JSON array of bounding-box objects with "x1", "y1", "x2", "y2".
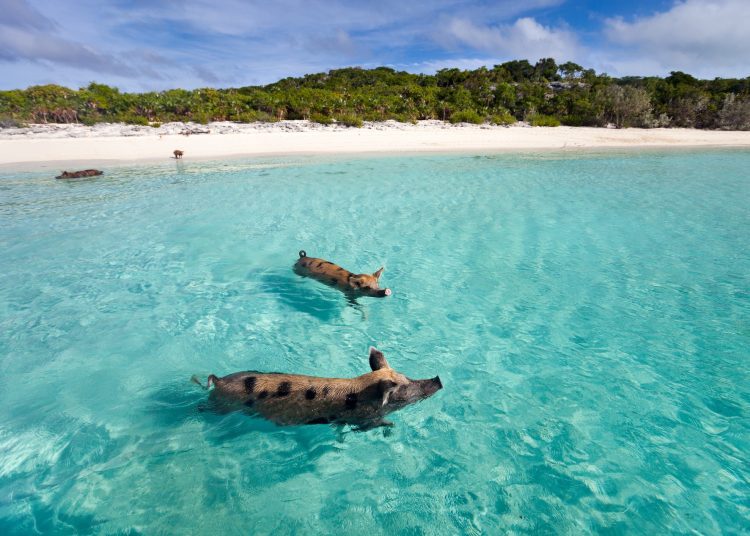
[
  {"x1": 243, "y1": 376, "x2": 256, "y2": 393},
  {"x1": 305, "y1": 388, "x2": 316, "y2": 400},
  {"x1": 258, "y1": 390, "x2": 268, "y2": 399},
  {"x1": 345, "y1": 392, "x2": 358, "y2": 410},
  {"x1": 276, "y1": 382, "x2": 291, "y2": 397}
]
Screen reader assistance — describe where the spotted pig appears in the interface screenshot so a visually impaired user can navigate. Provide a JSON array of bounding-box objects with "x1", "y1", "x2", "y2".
[
  {"x1": 192, "y1": 347, "x2": 442, "y2": 429},
  {"x1": 294, "y1": 250, "x2": 391, "y2": 298}
]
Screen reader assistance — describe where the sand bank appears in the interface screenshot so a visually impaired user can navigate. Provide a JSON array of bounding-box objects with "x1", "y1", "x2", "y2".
[{"x1": 1, "y1": 120, "x2": 749, "y2": 167}]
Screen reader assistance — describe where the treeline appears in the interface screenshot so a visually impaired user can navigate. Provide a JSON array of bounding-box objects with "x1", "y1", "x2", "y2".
[{"x1": 1, "y1": 59, "x2": 749, "y2": 129}]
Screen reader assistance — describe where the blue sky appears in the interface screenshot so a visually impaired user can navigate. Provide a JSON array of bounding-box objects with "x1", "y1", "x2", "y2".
[{"x1": 1, "y1": 0, "x2": 748, "y2": 91}]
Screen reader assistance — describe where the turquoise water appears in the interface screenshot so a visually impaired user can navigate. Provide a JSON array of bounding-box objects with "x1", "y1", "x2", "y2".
[{"x1": 1, "y1": 150, "x2": 749, "y2": 534}]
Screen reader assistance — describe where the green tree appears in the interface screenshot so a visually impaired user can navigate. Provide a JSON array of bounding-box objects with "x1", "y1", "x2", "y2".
[
  {"x1": 533, "y1": 58, "x2": 559, "y2": 81},
  {"x1": 599, "y1": 85, "x2": 653, "y2": 128},
  {"x1": 558, "y1": 62, "x2": 584, "y2": 79}
]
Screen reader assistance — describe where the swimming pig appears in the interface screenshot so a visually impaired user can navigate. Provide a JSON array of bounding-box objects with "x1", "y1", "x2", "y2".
[
  {"x1": 192, "y1": 347, "x2": 442, "y2": 429},
  {"x1": 294, "y1": 251, "x2": 391, "y2": 298},
  {"x1": 56, "y1": 169, "x2": 103, "y2": 179}
]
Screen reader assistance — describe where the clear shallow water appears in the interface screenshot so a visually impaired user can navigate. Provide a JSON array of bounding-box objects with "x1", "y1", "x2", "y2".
[{"x1": 1, "y1": 150, "x2": 749, "y2": 534}]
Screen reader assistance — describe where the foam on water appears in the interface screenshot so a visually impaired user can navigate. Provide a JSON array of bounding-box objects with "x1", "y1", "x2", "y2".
[{"x1": 1, "y1": 151, "x2": 749, "y2": 534}]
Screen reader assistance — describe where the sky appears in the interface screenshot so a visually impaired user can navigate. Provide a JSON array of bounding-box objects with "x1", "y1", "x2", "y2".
[{"x1": 1, "y1": 0, "x2": 749, "y2": 91}]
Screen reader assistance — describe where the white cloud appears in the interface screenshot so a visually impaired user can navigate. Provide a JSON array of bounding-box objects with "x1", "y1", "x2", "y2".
[
  {"x1": 112, "y1": 0, "x2": 563, "y2": 38},
  {"x1": 0, "y1": 25, "x2": 137, "y2": 76},
  {"x1": 604, "y1": 0, "x2": 750, "y2": 77},
  {"x1": 0, "y1": 0, "x2": 174, "y2": 85},
  {"x1": 442, "y1": 17, "x2": 580, "y2": 64},
  {"x1": 2, "y1": 0, "x2": 748, "y2": 91},
  {"x1": 1, "y1": 0, "x2": 55, "y2": 30}
]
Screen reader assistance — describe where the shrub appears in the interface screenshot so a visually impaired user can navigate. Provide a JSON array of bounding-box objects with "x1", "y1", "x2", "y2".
[
  {"x1": 449, "y1": 110, "x2": 484, "y2": 124},
  {"x1": 310, "y1": 112, "x2": 333, "y2": 125},
  {"x1": 396, "y1": 113, "x2": 419, "y2": 124},
  {"x1": 597, "y1": 85, "x2": 653, "y2": 128},
  {"x1": 529, "y1": 114, "x2": 561, "y2": 127},
  {"x1": 561, "y1": 113, "x2": 607, "y2": 127},
  {"x1": 489, "y1": 110, "x2": 516, "y2": 125},
  {"x1": 258, "y1": 111, "x2": 278, "y2": 122},
  {"x1": 233, "y1": 112, "x2": 259, "y2": 123},
  {"x1": 361, "y1": 111, "x2": 384, "y2": 122},
  {"x1": 336, "y1": 114, "x2": 363, "y2": 127},
  {"x1": 192, "y1": 112, "x2": 211, "y2": 124},
  {"x1": 150, "y1": 122, "x2": 162, "y2": 128},
  {"x1": 240, "y1": 110, "x2": 276, "y2": 123},
  {"x1": 232, "y1": 110, "x2": 276, "y2": 123},
  {"x1": 117, "y1": 114, "x2": 149, "y2": 125},
  {"x1": 718, "y1": 94, "x2": 750, "y2": 130},
  {"x1": 382, "y1": 113, "x2": 416, "y2": 123}
]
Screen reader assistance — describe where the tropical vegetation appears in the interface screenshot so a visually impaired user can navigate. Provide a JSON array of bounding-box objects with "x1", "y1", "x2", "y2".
[{"x1": 1, "y1": 59, "x2": 749, "y2": 129}]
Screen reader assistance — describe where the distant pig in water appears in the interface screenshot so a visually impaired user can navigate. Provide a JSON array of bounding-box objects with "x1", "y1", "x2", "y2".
[
  {"x1": 294, "y1": 250, "x2": 391, "y2": 298},
  {"x1": 192, "y1": 347, "x2": 442, "y2": 429},
  {"x1": 56, "y1": 169, "x2": 103, "y2": 179}
]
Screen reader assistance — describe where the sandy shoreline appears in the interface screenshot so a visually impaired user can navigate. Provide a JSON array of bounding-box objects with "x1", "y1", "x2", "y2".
[{"x1": 1, "y1": 120, "x2": 749, "y2": 168}]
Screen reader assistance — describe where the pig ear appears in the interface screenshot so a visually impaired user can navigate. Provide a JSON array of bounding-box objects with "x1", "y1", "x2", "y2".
[
  {"x1": 369, "y1": 347, "x2": 390, "y2": 371},
  {"x1": 372, "y1": 267, "x2": 384, "y2": 279},
  {"x1": 378, "y1": 379, "x2": 398, "y2": 406}
]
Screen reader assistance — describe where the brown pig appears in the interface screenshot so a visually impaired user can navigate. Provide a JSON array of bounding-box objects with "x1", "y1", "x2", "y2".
[
  {"x1": 56, "y1": 169, "x2": 103, "y2": 179},
  {"x1": 293, "y1": 250, "x2": 391, "y2": 298},
  {"x1": 192, "y1": 347, "x2": 442, "y2": 429}
]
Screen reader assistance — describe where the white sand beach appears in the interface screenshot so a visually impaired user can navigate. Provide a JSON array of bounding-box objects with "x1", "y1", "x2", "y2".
[{"x1": 1, "y1": 120, "x2": 749, "y2": 168}]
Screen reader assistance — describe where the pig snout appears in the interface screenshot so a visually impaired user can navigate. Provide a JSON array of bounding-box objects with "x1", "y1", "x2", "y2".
[
  {"x1": 415, "y1": 376, "x2": 443, "y2": 398},
  {"x1": 427, "y1": 376, "x2": 443, "y2": 395},
  {"x1": 377, "y1": 288, "x2": 392, "y2": 297},
  {"x1": 424, "y1": 376, "x2": 443, "y2": 396}
]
